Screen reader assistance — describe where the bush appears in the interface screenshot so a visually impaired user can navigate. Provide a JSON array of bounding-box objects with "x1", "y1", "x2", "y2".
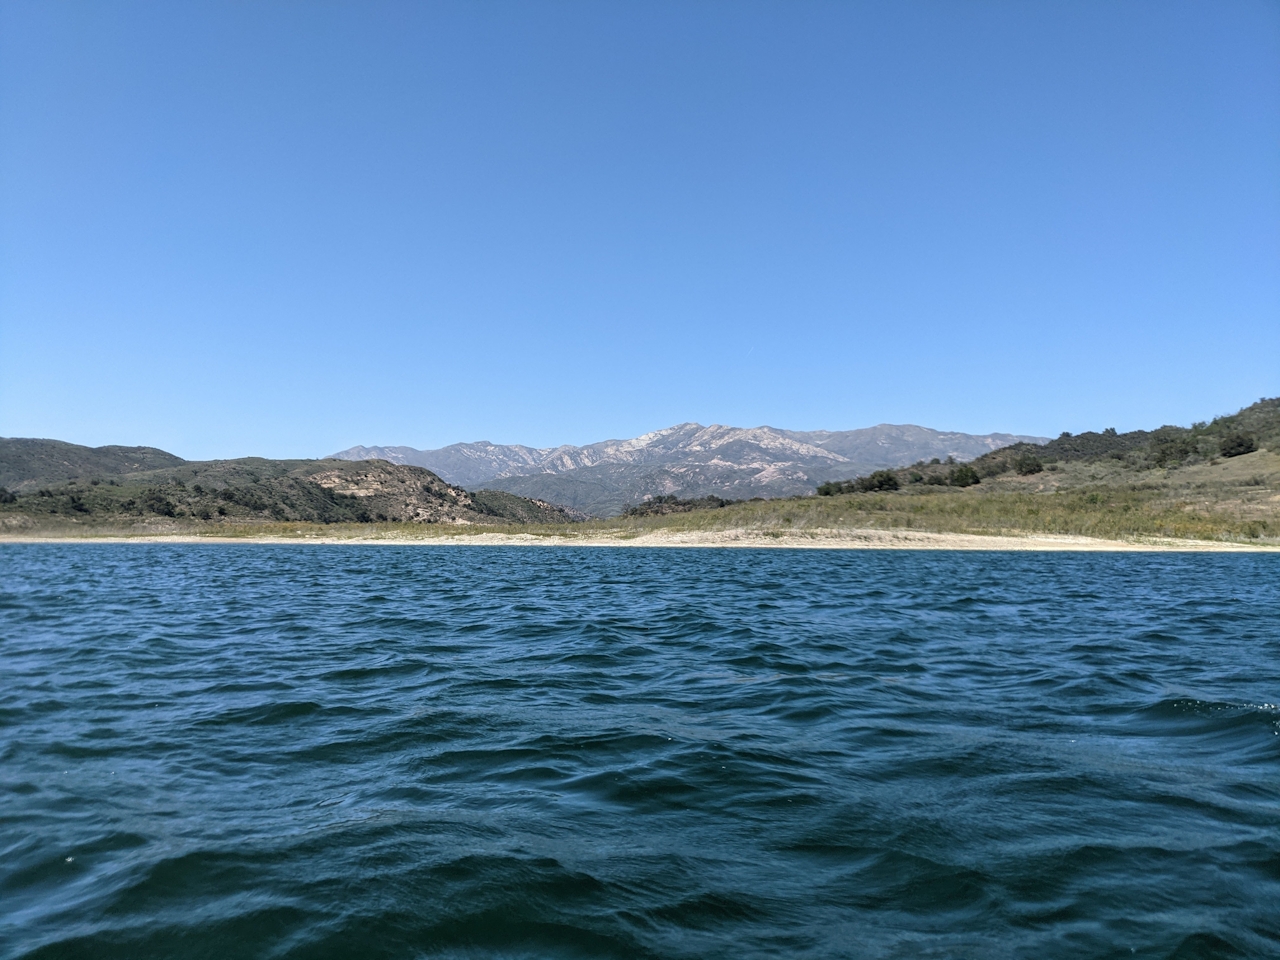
[
  {"x1": 1012, "y1": 453, "x2": 1043, "y2": 476},
  {"x1": 816, "y1": 481, "x2": 852, "y2": 496},
  {"x1": 976, "y1": 458, "x2": 1005, "y2": 478},
  {"x1": 856, "y1": 470, "x2": 900, "y2": 492},
  {"x1": 623, "y1": 495, "x2": 737, "y2": 515},
  {"x1": 1219, "y1": 433, "x2": 1257, "y2": 458},
  {"x1": 1151, "y1": 437, "x2": 1196, "y2": 467},
  {"x1": 0, "y1": 487, "x2": 15, "y2": 504},
  {"x1": 948, "y1": 465, "x2": 981, "y2": 487},
  {"x1": 141, "y1": 489, "x2": 176, "y2": 517},
  {"x1": 818, "y1": 471, "x2": 902, "y2": 495}
]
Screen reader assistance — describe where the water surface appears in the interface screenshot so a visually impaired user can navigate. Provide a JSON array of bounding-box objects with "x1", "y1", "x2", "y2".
[{"x1": 1, "y1": 545, "x2": 1277, "y2": 958}]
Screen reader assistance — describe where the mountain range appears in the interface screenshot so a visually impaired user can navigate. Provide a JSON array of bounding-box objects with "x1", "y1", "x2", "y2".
[
  {"x1": 330, "y1": 422, "x2": 1048, "y2": 516},
  {"x1": 0, "y1": 438, "x2": 581, "y2": 528}
]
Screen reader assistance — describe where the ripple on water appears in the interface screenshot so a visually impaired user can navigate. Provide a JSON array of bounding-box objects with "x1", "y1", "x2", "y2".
[{"x1": 0, "y1": 545, "x2": 1277, "y2": 959}]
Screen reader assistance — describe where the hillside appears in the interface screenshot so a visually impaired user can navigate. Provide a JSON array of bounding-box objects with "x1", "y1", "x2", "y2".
[
  {"x1": 0, "y1": 438, "x2": 185, "y2": 491},
  {"x1": 947, "y1": 396, "x2": 1278, "y2": 481},
  {"x1": 4, "y1": 398, "x2": 1274, "y2": 544},
  {"x1": 643, "y1": 397, "x2": 1280, "y2": 543},
  {"x1": 0, "y1": 449, "x2": 581, "y2": 532},
  {"x1": 331, "y1": 422, "x2": 1046, "y2": 515}
]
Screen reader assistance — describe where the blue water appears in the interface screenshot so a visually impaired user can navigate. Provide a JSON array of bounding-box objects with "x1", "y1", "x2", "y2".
[{"x1": 1, "y1": 546, "x2": 1278, "y2": 959}]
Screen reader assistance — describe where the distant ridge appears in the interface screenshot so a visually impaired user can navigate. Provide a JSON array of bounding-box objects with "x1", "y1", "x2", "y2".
[
  {"x1": 0, "y1": 439, "x2": 581, "y2": 527},
  {"x1": 0, "y1": 438, "x2": 185, "y2": 491},
  {"x1": 330, "y1": 422, "x2": 1048, "y2": 516}
]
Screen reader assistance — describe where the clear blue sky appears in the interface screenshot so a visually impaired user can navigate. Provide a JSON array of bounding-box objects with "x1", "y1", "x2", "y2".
[{"x1": 1, "y1": 1, "x2": 1277, "y2": 460}]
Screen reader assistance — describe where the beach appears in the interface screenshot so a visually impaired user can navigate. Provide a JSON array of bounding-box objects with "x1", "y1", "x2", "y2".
[{"x1": 3, "y1": 527, "x2": 1275, "y2": 551}]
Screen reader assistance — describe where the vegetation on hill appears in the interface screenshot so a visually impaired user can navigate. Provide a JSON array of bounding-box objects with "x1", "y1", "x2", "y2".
[
  {"x1": 621, "y1": 494, "x2": 740, "y2": 516},
  {"x1": 332, "y1": 423, "x2": 1049, "y2": 509},
  {"x1": 0, "y1": 455, "x2": 580, "y2": 533},
  {"x1": 586, "y1": 448, "x2": 1278, "y2": 542},
  {"x1": 0, "y1": 438, "x2": 185, "y2": 492},
  {"x1": 45, "y1": 444, "x2": 1267, "y2": 545},
  {"x1": 973, "y1": 397, "x2": 1279, "y2": 474},
  {"x1": 810, "y1": 397, "x2": 1280, "y2": 492},
  {"x1": 619, "y1": 398, "x2": 1280, "y2": 544},
  {"x1": 818, "y1": 470, "x2": 901, "y2": 495},
  {"x1": 2, "y1": 398, "x2": 1276, "y2": 545}
]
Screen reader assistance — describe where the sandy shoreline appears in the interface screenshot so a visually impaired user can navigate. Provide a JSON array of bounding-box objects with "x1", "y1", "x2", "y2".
[{"x1": 1, "y1": 528, "x2": 1275, "y2": 551}]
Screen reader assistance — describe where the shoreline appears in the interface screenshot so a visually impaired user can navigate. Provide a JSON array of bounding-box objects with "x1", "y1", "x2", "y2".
[{"x1": 1, "y1": 528, "x2": 1276, "y2": 551}]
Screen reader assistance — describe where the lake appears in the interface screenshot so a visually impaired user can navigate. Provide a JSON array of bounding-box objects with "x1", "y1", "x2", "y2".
[{"x1": 2, "y1": 545, "x2": 1277, "y2": 958}]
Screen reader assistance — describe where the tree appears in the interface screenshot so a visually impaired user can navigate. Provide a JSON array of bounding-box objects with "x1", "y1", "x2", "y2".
[
  {"x1": 818, "y1": 471, "x2": 901, "y2": 495},
  {"x1": 949, "y1": 465, "x2": 980, "y2": 487},
  {"x1": 1151, "y1": 436, "x2": 1195, "y2": 467},
  {"x1": 1219, "y1": 433, "x2": 1257, "y2": 458},
  {"x1": 816, "y1": 480, "x2": 854, "y2": 496},
  {"x1": 856, "y1": 470, "x2": 900, "y2": 492},
  {"x1": 1012, "y1": 453, "x2": 1043, "y2": 476}
]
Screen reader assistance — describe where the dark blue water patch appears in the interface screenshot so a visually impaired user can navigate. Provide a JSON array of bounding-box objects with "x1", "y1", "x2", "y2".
[{"x1": 0, "y1": 545, "x2": 1277, "y2": 959}]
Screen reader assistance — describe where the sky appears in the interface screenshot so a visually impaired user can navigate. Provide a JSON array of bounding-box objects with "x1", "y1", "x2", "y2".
[{"x1": 1, "y1": 1, "x2": 1277, "y2": 460}]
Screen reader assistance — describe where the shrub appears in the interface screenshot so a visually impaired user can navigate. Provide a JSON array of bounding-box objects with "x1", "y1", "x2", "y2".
[
  {"x1": 816, "y1": 481, "x2": 851, "y2": 496},
  {"x1": 976, "y1": 458, "x2": 1005, "y2": 478},
  {"x1": 1219, "y1": 433, "x2": 1257, "y2": 458},
  {"x1": 1012, "y1": 453, "x2": 1043, "y2": 476},
  {"x1": 1146, "y1": 425, "x2": 1207, "y2": 467},
  {"x1": 949, "y1": 465, "x2": 981, "y2": 487},
  {"x1": 141, "y1": 489, "x2": 176, "y2": 516},
  {"x1": 0, "y1": 487, "x2": 15, "y2": 504},
  {"x1": 623, "y1": 495, "x2": 737, "y2": 515},
  {"x1": 1151, "y1": 436, "x2": 1196, "y2": 467},
  {"x1": 819, "y1": 472, "x2": 902, "y2": 494},
  {"x1": 856, "y1": 470, "x2": 900, "y2": 492}
]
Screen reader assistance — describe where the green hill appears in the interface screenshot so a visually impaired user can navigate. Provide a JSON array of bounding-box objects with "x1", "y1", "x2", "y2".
[
  {"x1": 802, "y1": 397, "x2": 1280, "y2": 490},
  {"x1": 591, "y1": 397, "x2": 1280, "y2": 544},
  {"x1": 0, "y1": 450, "x2": 580, "y2": 532},
  {"x1": 0, "y1": 438, "x2": 186, "y2": 491},
  {"x1": 971, "y1": 396, "x2": 1279, "y2": 474}
]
